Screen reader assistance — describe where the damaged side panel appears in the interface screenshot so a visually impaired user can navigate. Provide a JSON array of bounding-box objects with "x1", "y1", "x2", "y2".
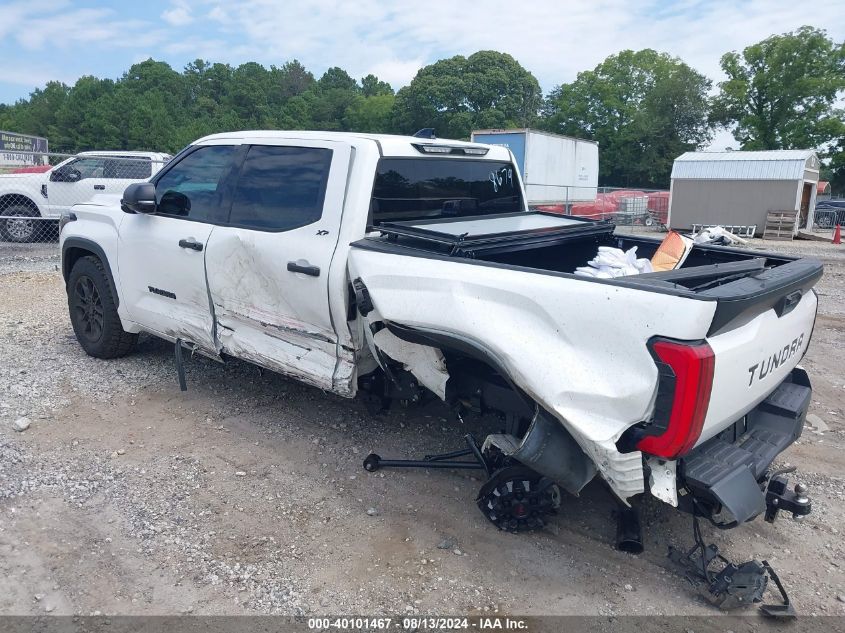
[
  {"x1": 371, "y1": 328, "x2": 450, "y2": 399},
  {"x1": 348, "y1": 248, "x2": 719, "y2": 502},
  {"x1": 199, "y1": 139, "x2": 356, "y2": 396},
  {"x1": 215, "y1": 308, "x2": 350, "y2": 394}
]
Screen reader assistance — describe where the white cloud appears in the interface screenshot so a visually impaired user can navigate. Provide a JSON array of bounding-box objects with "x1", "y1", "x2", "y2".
[
  {"x1": 162, "y1": 1, "x2": 193, "y2": 26},
  {"x1": 194, "y1": 0, "x2": 845, "y2": 91},
  {"x1": 707, "y1": 127, "x2": 739, "y2": 151},
  {"x1": 0, "y1": 63, "x2": 74, "y2": 89},
  {"x1": 1, "y1": 0, "x2": 844, "y2": 105},
  {"x1": 0, "y1": 0, "x2": 167, "y2": 52},
  {"x1": 363, "y1": 59, "x2": 426, "y2": 89}
]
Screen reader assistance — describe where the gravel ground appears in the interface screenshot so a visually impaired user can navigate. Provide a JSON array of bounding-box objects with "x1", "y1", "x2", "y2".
[{"x1": 1, "y1": 238, "x2": 844, "y2": 618}]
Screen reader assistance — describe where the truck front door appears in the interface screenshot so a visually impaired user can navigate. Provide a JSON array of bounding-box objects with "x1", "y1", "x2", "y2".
[
  {"x1": 203, "y1": 139, "x2": 354, "y2": 394},
  {"x1": 117, "y1": 144, "x2": 238, "y2": 352},
  {"x1": 47, "y1": 156, "x2": 109, "y2": 216}
]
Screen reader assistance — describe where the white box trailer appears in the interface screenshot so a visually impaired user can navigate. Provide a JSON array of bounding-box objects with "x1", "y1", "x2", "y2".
[{"x1": 470, "y1": 128, "x2": 599, "y2": 204}]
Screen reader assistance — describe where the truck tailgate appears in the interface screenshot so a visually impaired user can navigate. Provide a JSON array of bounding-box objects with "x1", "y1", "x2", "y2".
[{"x1": 700, "y1": 280, "x2": 818, "y2": 444}]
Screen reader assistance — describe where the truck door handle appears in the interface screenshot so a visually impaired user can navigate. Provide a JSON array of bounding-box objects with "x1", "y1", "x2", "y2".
[
  {"x1": 287, "y1": 261, "x2": 320, "y2": 277},
  {"x1": 775, "y1": 290, "x2": 802, "y2": 317},
  {"x1": 178, "y1": 238, "x2": 203, "y2": 252},
  {"x1": 94, "y1": 184, "x2": 105, "y2": 190}
]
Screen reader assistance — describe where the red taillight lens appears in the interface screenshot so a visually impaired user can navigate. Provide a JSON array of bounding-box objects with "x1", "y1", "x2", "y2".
[{"x1": 637, "y1": 339, "x2": 715, "y2": 459}]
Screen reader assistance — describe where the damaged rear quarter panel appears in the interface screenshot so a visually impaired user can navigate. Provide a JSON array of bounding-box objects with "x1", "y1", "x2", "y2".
[{"x1": 348, "y1": 248, "x2": 718, "y2": 500}]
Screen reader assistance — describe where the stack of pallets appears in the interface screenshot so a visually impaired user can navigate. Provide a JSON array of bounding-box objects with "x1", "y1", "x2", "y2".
[{"x1": 763, "y1": 211, "x2": 798, "y2": 240}]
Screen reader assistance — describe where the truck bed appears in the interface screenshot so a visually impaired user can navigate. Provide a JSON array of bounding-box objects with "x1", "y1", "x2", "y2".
[{"x1": 364, "y1": 211, "x2": 822, "y2": 335}]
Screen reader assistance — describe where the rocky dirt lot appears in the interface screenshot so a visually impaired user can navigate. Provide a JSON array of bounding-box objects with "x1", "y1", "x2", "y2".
[{"x1": 0, "y1": 238, "x2": 843, "y2": 619}]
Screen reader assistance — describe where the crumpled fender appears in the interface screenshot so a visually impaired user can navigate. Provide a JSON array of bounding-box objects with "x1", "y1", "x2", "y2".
[{"x1": 348, "y1": 247, "x2": 718, "y2": 501}]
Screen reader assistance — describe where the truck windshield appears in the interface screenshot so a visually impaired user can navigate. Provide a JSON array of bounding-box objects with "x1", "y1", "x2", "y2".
[{"x1": 371, "y1": 158, "x2": 524, "y2": 224}]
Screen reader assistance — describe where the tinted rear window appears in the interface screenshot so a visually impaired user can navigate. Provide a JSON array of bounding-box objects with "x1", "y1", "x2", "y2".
[
  {"x1": 371, "y1": 158, "x2": 523, "y2": 224},
  {"x1": 229, "y1": 145, "x2": 332, "y2": 231}
]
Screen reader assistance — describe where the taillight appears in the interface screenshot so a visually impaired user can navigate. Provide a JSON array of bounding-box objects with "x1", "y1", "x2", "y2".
[{"x1": 637, "y1": 339, "x2": 715, "y2": 459}]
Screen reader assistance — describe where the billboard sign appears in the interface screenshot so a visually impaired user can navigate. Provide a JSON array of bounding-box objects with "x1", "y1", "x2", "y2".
[{"x1": 0, "y1": 130, "x2": 49, "y2": 167}]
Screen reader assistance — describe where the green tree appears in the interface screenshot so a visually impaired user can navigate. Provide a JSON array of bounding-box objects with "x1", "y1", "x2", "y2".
[
  {"x1": 3, "y1": 81, "x2": 70, "y2": 141},
  {"x1": 361, "y1": 74, "x2": 393, "y2": 97},
  {"x1": 824, "y1": 132, "x2": 845, "y2": 194},
  {"x1": 318, "y1": 67, "x2": 359, "y2": 92},
  {"x1": 392, "y1": 51, "x2": 541, "y2": 138},
  {"x1": 226, "y1": 62, "x2": 272, "y2": 126},
  {"x1": 112, "y1": 60, "x2": 190, "y2": 151},
  {"x1": 542, "y1": 49, "x2": 712, "y2": 187},
  {"x1": 711, "y1": 27, "x2": 845, "y2": 150},
  {"x1": 52, "y1": 76, "x2": 122, "y2": 150},
  {"x1": 269, "y1": 60, "x2": 315, "y2": 104},
  {"x1": 344, "y1": 94, "x2": 396, "y2": 132}
]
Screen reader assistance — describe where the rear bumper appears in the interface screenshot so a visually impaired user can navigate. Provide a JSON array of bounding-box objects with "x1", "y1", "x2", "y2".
[{"x1": 677, "y1": 367, "x2": 811, "y2": 525}]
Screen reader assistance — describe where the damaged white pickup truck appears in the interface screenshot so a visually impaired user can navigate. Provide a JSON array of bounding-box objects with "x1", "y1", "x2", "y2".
[{"x1": 60, "y1": 131, "x2": 821, "y2": 590}]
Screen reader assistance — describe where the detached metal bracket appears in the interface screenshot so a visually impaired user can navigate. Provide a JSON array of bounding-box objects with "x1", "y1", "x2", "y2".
[
  {"x1": 669, "y1": 511, "x2": 797, "y2": 616},
  {"x1": 363, "y1": 434, "x2": 490, "y2": 476},
  {"x1": 175, "y1": 338, "x2": 187, "y2": 392},
  {"x1": 758, "y1": 560, "x2": 796, "y2": 619}
]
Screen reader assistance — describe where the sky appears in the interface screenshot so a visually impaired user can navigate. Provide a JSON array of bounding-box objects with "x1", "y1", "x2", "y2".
[{"x1": 1, "y1": 0, "x2": 844, "y2": 149}]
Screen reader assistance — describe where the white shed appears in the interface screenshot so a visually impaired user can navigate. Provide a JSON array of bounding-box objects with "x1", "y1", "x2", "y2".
[{"x1": 669, "y1": 150, "x2": 820, "y2": 236}]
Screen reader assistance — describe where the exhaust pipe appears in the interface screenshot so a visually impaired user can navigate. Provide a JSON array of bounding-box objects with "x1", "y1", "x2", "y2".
[{"x1": 616, "y1": 506, "x2": 644, "y2": 554}]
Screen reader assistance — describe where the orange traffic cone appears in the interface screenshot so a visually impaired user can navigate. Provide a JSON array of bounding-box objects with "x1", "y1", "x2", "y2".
[{"x1": 834, "y1": 224, "x2": 842, "y2": 245}]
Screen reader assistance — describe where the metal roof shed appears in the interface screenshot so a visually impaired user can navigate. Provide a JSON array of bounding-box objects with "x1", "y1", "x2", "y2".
[{"x1": 668, "y1": 150, "x2": 820, "y2": 236}]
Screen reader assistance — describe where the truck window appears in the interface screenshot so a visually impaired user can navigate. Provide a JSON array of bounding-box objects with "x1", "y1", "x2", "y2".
[
  {"x1": 228, "y1": 145, "x2": 333, "y2": 231},
  {"x1": 371, "y1": 158, "x2": 524, "y2": 224},
  {"x1": 104, "y1": 157, "x2": 152, "y2": 179},
  {"x1": 154, "y1": 145, "x2": 236, "y2": 222},
  {"x1": 66, "y1": 157, "x2": 105, "y2": 180}
]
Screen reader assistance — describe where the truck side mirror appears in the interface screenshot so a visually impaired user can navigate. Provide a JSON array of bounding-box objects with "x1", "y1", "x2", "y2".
[
  {"x1": 50, "y1": 167, "x2": 81, "y2": 183},
  {"x1": 121, "y1": 182, "x2": 157, "y2": 214}
]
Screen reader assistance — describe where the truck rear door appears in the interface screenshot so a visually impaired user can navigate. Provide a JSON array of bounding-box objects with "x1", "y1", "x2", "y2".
[{"x1": 203, "y1": 139, "x2": 355, "y2": 394}]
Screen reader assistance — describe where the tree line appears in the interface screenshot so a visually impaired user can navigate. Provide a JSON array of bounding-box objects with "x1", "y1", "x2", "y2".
[{"x1": 0, "y1": 26, "x2": 842, "y2": 190}]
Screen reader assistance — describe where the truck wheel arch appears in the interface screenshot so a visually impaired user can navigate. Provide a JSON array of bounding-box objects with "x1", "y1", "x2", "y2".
[
  {"x1": 381, "y1": 321, "x2": 598, "y2": 494},
  {"x1": 62, "y1": 238, "x2": 120, "y2": 308},
  {"x1": 0, "y1": 193, "x2": 43, "y2": 216},
  {"x1": 384, "y1": 321, "x2": 525, "y2": 397}
]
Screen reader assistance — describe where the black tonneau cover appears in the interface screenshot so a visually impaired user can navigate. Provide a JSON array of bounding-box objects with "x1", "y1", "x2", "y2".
[{"x1": 377, "y1": 211, "x2": 613, "y2": 256}]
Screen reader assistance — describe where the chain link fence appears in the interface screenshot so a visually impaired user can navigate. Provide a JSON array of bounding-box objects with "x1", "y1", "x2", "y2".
[
  {"x1": 1, "y1": 152, "x2": 168, "y2": 245},
  {"x1": 812, "y1": 199, "x2": 845, "y2": 234},
  {"x1": 528, "y1": 185, "x2": 671, "y2": 234}
]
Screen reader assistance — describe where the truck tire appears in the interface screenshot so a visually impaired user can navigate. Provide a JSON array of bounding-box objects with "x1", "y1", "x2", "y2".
[
  {"x1": 68, "y1": 255, "x2": 138, "y2": 358},
  {"x1": 0, "y1": 204, "x2": 39, "y2": 243}
]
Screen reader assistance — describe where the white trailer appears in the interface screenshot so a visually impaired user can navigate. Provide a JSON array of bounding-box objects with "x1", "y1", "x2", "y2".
[{"x1": 470, "y1": 128, "x2": 599, "y2": 204}]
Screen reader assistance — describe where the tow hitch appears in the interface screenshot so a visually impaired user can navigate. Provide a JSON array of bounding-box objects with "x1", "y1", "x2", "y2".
[{"x1": 765, "y1": 469, "x2": 811, "y2": 522}]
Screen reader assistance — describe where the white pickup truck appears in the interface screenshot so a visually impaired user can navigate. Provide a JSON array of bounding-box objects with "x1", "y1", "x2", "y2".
[
  {"x1": 59, "y1": 131, "x2": 821, "y2": 547},
  {"x1": 0, "y1": 150, "x2": 169, "y2": 242}
]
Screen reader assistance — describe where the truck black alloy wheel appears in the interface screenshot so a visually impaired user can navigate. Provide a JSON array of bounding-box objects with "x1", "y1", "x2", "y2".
[
  {"x1": 72, "y1": 275, "x2": 104, "y2": 343},
  {"x1": 67, "y1": 256, "x2": 138, "y2": 358}
]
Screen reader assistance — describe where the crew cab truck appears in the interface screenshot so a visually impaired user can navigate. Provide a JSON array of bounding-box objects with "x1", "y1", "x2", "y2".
[
  {"x1": 60, "y1": 131, "x2": 821, "y2": 543},
  {"x1": 0, "y1": 150, "x2": 169, "y2": 242}
]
